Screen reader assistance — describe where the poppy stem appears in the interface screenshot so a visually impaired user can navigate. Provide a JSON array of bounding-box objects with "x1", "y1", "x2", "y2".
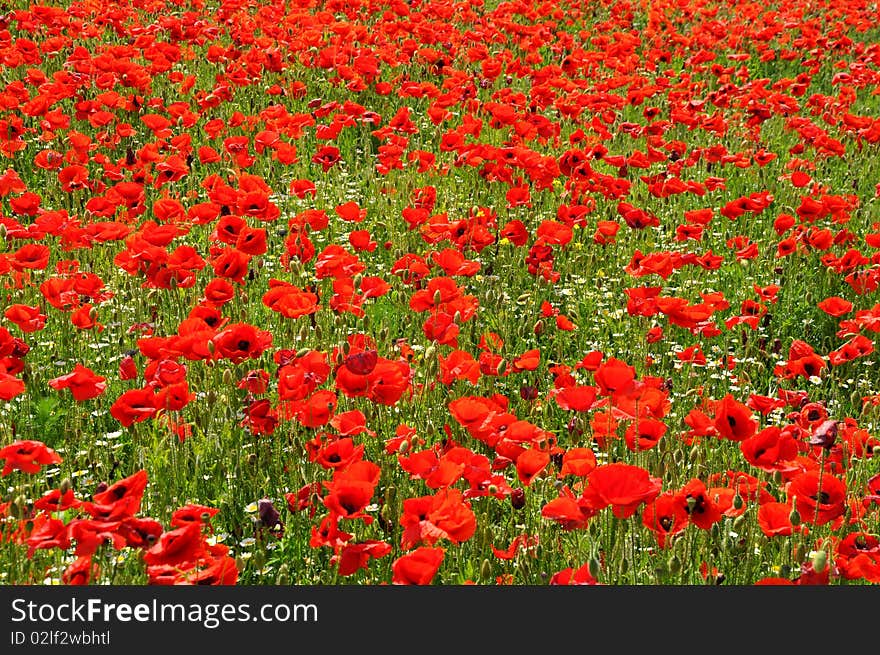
[{"x1": 813, "y1": 448, "x2": 825, "y2": 527}]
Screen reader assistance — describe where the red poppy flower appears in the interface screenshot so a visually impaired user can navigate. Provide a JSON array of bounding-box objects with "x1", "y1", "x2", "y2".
[
  {"x1": 789, "y1": 471, "x2": 847, "y2": 526},
  {"x1": 679, "y1": 479, "x2": 722, "y2": 530},
  {"x1": 35, "y1": 487, "x2": 81, "y2": 513},
  {"x1": 0, "y1": 439, "x2": 62, "y2": 476},
  {"x1": 332, "y1": 540, "x2": 392, "y2": 576},
  {"x1": 740, "y1": 426, "x2": 799, "y2": 471},
  {"x1": 143, "y1": 522, "x2": 206, "y2": 568},
  {"x1": 4, "y1": 304, "x2": 47, "y2": 333},
  {"x1": 400, "y1": 488, "x2": 476, "y2": 549},
  {"x1": 559, "y1": 448, "x2": 598, "y2": 477},
  {"x1": 109, "y1": 387, "x2": 157, "y2": 427},
  {"x1": 757, "y1": 502, "x2": 796, "y2": 537},
  {"x1": 549, "y1": 562, "x2": 599, "y2": 585},
  {"x1": 62, "y1": 556, "x2": 100, "y2": 586},
  {"x1": 26, "y1": 516, "x2": 70, "y2": 556},
  {"x1": 48, "y1": 363, "x2": 107, "y2": 401},
  {"x1": 817, "y1": 296, "x2": 853, "y2": 317},
  {"x1": 210, "y1": 323, "x2": 272, "y2": 363},
  {"x1": 836, "y1": 532, "x2": 880, "y2": 583},
  {"x1": 713, "y1": 394, "x2": 757, "y2": 441},
  {"x1": 624, "y1": 418, "x2": 667, "y2": 451},
  {"x1": 0, "y1": 371, "x2": 26, "y2": 401},
  {"x1": 584, "y1": 463, "x2": 662, "y2": 518},
  {"x1": 553, "y1": 385, "x2": 598, "y2": 411},
  {"x1": 642, "y1": 492, "x2": 689, "y2": 547},
  {"x1": 82, "y1": 469, "x2": 149, "y2": 521},
  {"x1": 171, "y1": 504, "x2": 220, "y2": 528},
  {"x1": 392, "y1": 547, "x2": 444, "y2": 585},
  {"x1": 594, "y1": 357, "x2": 636, "y2": 396},
  {"x1": 515, "y1": 447, "x2": 550, "y2": 486},
  {"x1": 322, "y1": 459, "x2": 381, "y2": 521}
]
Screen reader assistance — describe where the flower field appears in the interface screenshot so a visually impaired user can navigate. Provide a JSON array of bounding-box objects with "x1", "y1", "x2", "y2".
[{"x1": 1, "y1": 0, "x2": 880, "y2": 586}]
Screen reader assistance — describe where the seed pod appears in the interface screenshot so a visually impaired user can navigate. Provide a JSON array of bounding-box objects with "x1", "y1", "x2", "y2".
[
  {"x1": 384, "y1": 485, "x2": 397, "y2": 506},
  {"x1": 811, "y1": 550, "x2": 827, "y2": 574}
]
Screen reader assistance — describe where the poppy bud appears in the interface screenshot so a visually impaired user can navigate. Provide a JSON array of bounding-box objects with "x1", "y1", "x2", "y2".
[
  {"x1": 519, "y1": 385, "x2": 538, "y2": 401},
  {"x1": 873, "y1": 445, "x2": 880, "y2": 458},
  {"x1": 789, "y1": 507, "x2": 801, "y2": 526},
  {"x1": 668, "y1": 555, "x2": 681, "y2": 575},
  {"x1": 772, "y1": 470, "x2": 783, "y2": 484},
  {"x1": 398, "y1": 439, "x2": 410, "y2": 454},
  {"x1": 809, "y1": 419, "x2": 838, "y2": 448},
  {"x1": 793, "y1": 543, "x2": 807, "y2": 562},
  {"x1": 732, "y1": 494, "x2": 745, "y2": 510},
  {"x1": 276, "y1": 564, "x2": 290, "y2": 585},
  {"x1": 11, "y1": 495, "x2": 27, "y2": 518},
  {"x1": 672, "y1": 448, "x2": 684, "y2": 466},
  {"x1": 533, "y1": 319, "x2": 544, "y2": 335},
  {"x1": 480, "y1": 558, "x2": 492, "y2": 580},
  {"x1": 495, "y1": 359, "x2": 507, "y2": 376},
  {"x1": 314, "y1": 325, "x2": 322, "y2": 341},
  {"x1": 363, "y1": 313, "x2": 371, "y2": 331},
  {"x1": 59, "y1": 478, "x2": 72, "y2": 495},
  {"x1": 810, "y1": 550, "x2": 827, "y2": 574},
  {"x1": 654, "y1": 562, "x2": 667, "y2": 579},
  {"x1": 433, "y1": 289, "x2": 443, "y2": 306},
  {"x1": 222, "y1": 368, "x2": 234, "y2": 386},
  {"x1": 384, "y1": 485, "x2": 396, "y2": 506},
  {"x1": 510, "y1": 488, "x2": 526, "y2": 510},
  {"x1": 588, "y1": 557, "x2": 602, "y2": 579},
  {"x1": 488, "y1": 484, "x2": 498, "y2": 495}
]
